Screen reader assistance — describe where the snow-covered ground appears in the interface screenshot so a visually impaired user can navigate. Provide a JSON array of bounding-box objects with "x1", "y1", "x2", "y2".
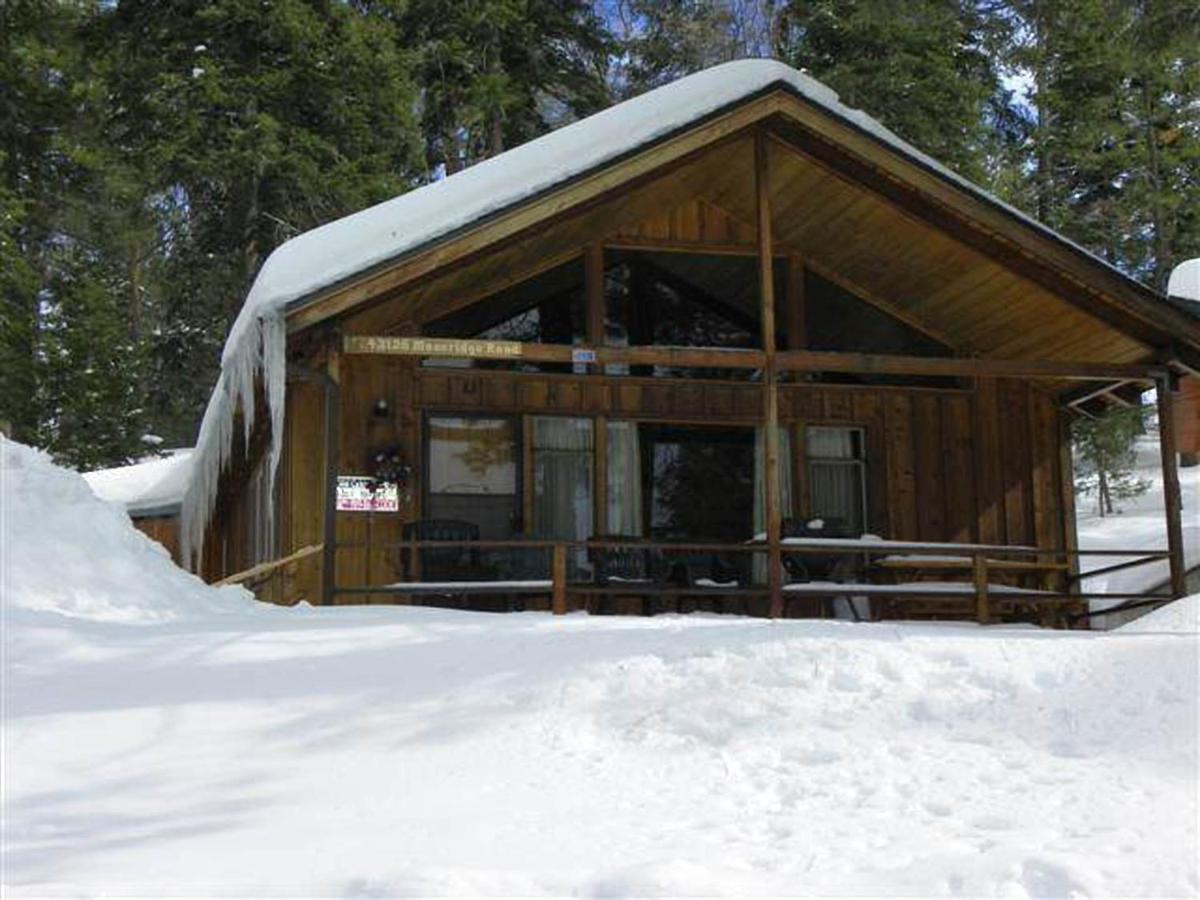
[
  {"x1": 1077, "y1": 436, "x2": 1200, "y2": 624},
  {"x1": 3, "y1": 439, "x2": 1198, "y2": 896}
]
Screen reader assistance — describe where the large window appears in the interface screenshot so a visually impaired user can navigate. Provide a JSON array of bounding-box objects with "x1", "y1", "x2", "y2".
[
  {"x1": 426, "y1": 416, "x2": 519, "y2": 538},
  {"x1": 644, "y1": 425, "x2": 756, "y2": 541},
  {"x1": 806, "y1": 426, "x2": 867, "y2": 536},
  {"x1": 423, "y1": 258, "x2": 586, "y2": 372},
  {"x1": 603, "y1": 250, "x2": 782, "y2": 378}
]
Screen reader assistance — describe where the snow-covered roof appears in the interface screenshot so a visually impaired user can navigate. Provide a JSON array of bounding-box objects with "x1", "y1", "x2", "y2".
[
  {"x1": 1167, "y1": 259, "x2": 1200, "y2": 320},
  {"x1": 229, "y1": 59, "x2": 1166, "y2": 345},
  {"x1": 85, "y1": 449, "x2": 194, "y2": 517}
]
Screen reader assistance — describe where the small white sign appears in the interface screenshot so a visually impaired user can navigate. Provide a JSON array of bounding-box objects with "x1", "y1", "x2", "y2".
[
  {"x1": 572, "y1": 348, "x2": 598, "y2": 364},
  {"x1": 336, "y1": 476, "x2": 399, "y2": 512}
]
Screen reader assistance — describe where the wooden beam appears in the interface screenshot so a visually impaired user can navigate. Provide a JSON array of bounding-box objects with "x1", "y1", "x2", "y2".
[
  {"x1": 973, "y1": 553, "x2": 991, "y2": 624},
  {"x1": 215, "y1": 543, "x2": 324, "y2": 587},
  {"x1": 551, "y1": 544, "x2": 568, "y2": 615},
  {"x1": 347, "y1": 333, "x2": 1167, "y2": 383},
  {"x1": 777, "y1": 349, "x2": 1166, "y2": 382},
  {"x1": 1156, "y1": 376, "x2": 1188, "y2": 598},
  {"x1": 756, "y1": 131, "x2": 784, "y2": 620},
  {"x1": 345, "y1": 334, "x2": 767, "y2": 370},
  {"x1": 322, "y1": 335, "x2": 341, "y2": 606},
  {"x1": 584, "y1": 241, "x2": 605, "y2": 374},
  {"x1": 603, "y1": 236, "x2": 774, "y2": 256}
]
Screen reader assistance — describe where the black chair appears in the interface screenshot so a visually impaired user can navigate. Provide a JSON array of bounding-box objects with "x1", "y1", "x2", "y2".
[
  {"x1": 400, "y1": 519, "x2": 497, "y2": 582},
  {"x1": 588, "y1": 535, "x2": 657, "y2": 586}
]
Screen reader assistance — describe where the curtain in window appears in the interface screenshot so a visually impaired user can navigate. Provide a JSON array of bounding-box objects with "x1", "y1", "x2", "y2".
[
  {"x1": 531, "y1": 417, "x2": 593, "y2": 542},
  {"x1": 807, "y1": 426, "x2": 855, "y2": 460},
  {"x1": 806, "y1": 426, "x2": 865, "y2": 535},
  {"x1": 809, "y1": 463, "x2": 864, "y2": 534},
  {"x1": 605, "y1": 421, "x2": 643, "y2": 536}
]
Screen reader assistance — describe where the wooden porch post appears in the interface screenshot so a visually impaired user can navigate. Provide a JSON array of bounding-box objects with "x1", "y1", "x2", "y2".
[
  {"x1": 551, "y1": 543, "x2": 568, "y2": 615},
  {"x1": 587, "y1": 243, "x2": 609, "y2": 536},
  {"x1": 321, "y1": 333, "x2": 342, "y2": 606},
  {"x1": 756, "y1": 131, "x2": 784, "y2": 619},
  {"x1": 1156, "y1": 374, "x2": 1188, "y2": 598},
  {"x1": 585, "y1": 241, "x2": 605, "y2": 373}
]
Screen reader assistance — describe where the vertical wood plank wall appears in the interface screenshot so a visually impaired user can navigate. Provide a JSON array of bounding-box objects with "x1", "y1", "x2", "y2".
[{"x1": 268, "y1": 358, "x2": 1072, "y2": 602}]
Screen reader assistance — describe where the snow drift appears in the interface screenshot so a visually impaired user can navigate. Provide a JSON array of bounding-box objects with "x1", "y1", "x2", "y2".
[
  {"x1": 1, "y1": 438, "x2": 252, "y2": 623},
  {"x1": 3, "y1": 437, "x2": 1196, "y2": 895}
]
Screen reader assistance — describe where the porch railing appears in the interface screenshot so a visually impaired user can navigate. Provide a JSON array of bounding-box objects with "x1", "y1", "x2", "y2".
[{"x1": 321, "y1": 537, "x2": 1175, "y2": 626}]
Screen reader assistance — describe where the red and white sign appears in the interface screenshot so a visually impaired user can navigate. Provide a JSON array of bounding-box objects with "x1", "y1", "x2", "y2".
[{"x1": 336, "y1": 476, "x2": 399, "y2": 513}]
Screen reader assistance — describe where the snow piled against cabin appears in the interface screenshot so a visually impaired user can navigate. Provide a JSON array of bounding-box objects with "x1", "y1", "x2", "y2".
[
  {"x1": 83, "y1": 448, "x2": 194, "y2": 514},
  {"x1": 3, "y1": 439, "x2": 1198, "y2": 897}
]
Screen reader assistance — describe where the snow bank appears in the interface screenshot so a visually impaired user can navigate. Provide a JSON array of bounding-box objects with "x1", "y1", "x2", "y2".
[
  {"x1": 0, "y1": 438, "x2": 253, "y2": 623},
  {"x1": 3, "y1": 607, "x2": 1196, "y2": 896},
  {"x1": 1119, "y1": 594, "x2": 1200, "y2": 634},
  {"x1": 83, "y1": 449, "x2": 193, "y2": 515}
]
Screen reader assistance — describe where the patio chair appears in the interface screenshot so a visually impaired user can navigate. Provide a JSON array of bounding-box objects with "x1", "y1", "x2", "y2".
[
  {"x1": 588, "y1": 535, "x2": 657, "y2": 586},
  {"x1": 399, "y1": 519, "x2": 497, "y2": 582},
  {"x1": 780, "y1": 516, "x2": 860, "y2": 583}
]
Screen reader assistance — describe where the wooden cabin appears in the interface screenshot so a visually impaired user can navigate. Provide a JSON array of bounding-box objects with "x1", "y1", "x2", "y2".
[{"x1": 192, "y1": 61, "x2": 1200, "y2": 624}]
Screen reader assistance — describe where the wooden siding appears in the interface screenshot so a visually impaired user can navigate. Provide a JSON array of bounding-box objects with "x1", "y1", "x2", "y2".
[
  {"x1": 131, "y1": 514, "x2": 180, "y2": 563},
  {"x1": 271, "y1": 361, "x2": 1072, "y2": 601}
]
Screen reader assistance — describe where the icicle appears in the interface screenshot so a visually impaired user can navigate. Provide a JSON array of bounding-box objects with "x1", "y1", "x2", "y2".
[{"x1": 180, "y1": 309, "x2": 287, "y2": 571}]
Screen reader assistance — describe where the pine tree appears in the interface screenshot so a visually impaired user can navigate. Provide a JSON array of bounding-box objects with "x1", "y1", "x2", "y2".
[
  {"x1": 1, "y1": 0, "x2": 155, "y2": 466},
  {"x1": 400, "y1": 0, "x2": 613, "y2": 173},
  {"x1": 992, "y1": 0, "x2": 1200, "y2": 282},
  {"x1": 1073, "y1": 404, "x2": 1151, "y2": 516},
  {"x1": 776, "y1": 0, "x2": 1003, "y2": 182},
  {"x1": 90, "y1": 0, "x2": 428, "y2": 446},
  {"x1": 607, "y1": 0, "x2": 780, "y2": 97}
]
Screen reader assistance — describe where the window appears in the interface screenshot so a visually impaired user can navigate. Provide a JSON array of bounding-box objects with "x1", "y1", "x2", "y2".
[
  {"x1": 426, "y1": 416, "x2": 519, "y2": 538},
  {"x1": 644, "y1": 425, "x2": 755, "y2": 541},
  {"x1": 530, "y1": 417, "x2": 593, "y2": 541},
  {"x1": 422, "y1": 258, "x2": 586, "y2": 372},
  {"x1": 806, "y1": 426, "x2": 867, "y2": 535}
]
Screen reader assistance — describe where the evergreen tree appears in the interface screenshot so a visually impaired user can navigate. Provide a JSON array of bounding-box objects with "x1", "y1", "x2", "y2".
[
  {"x1": 992, "y1": 0, "x2": 1200, "y2": 284},
  {"x1": 1073, "y1": 404, "x2": 1151, "y2": 516},
  {"x1": 400, "y1": 0, "x2": 613, "y2": 174},
  {"x1": 607, "y1": 0, "x2": 780, "y2": 97},
  {"x1": 1, "y1": 0, "x2": 155, "y2": 466},
  {"x1": 776, "y1": 0, "x2": 1003, "y2": 182},
  {"x1": 90, "y1": 0, "x2": 427, "y2": 446}
]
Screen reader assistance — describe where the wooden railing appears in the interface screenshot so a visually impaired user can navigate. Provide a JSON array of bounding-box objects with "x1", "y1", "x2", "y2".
[{"x1": 323, "y1": 537, "x2": 1177, "y2": 625}]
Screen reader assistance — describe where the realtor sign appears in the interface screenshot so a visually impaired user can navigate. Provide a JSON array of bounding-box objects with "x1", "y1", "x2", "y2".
[{"x1": 336, "y1": 476, "x2": 399, "y2": 512}]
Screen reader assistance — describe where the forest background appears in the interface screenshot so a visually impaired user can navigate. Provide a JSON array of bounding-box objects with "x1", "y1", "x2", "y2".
[{"x1": 3, "y1": 0, "x2": 1198, "y2": 468}]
